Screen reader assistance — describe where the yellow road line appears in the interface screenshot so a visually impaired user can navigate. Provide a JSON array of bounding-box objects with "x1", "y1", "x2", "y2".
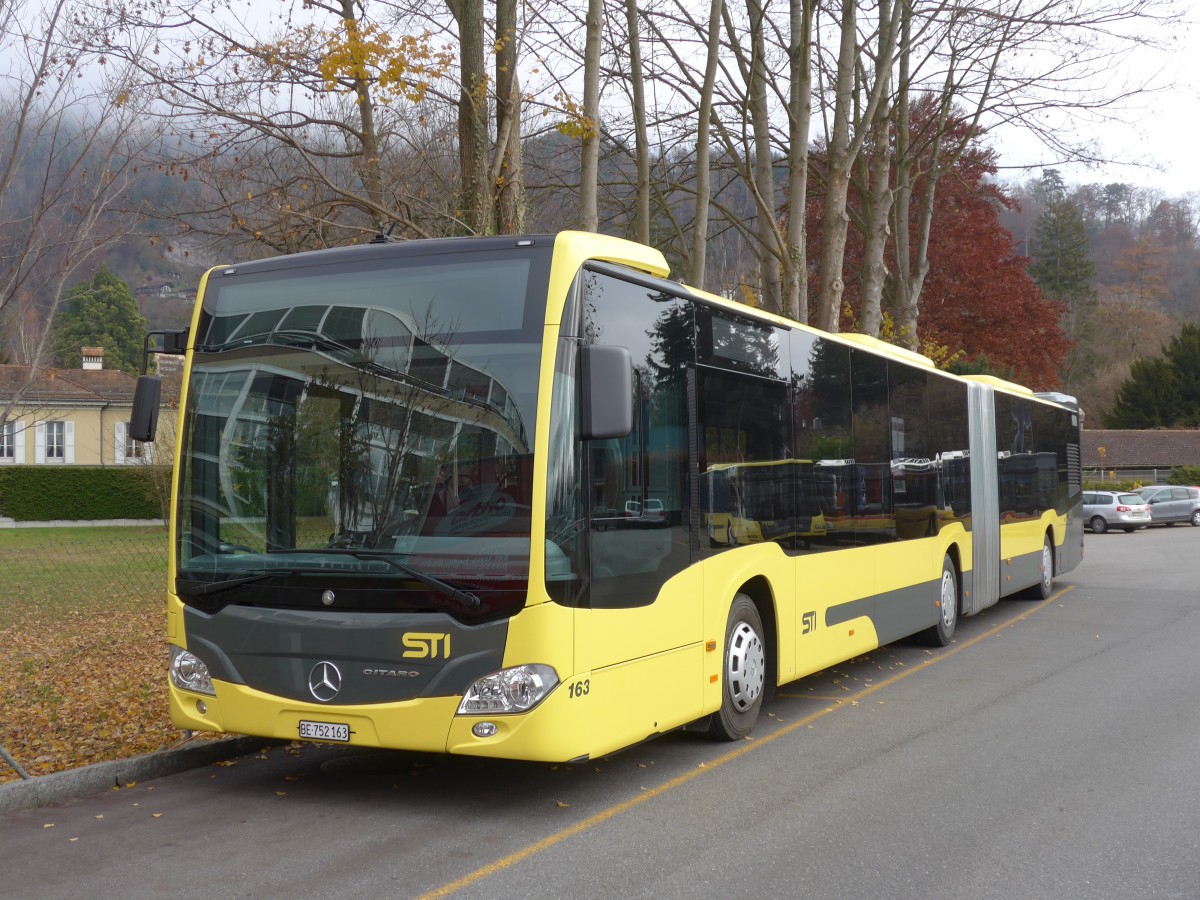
[{"x1": 419, "y1": 586, "x2": 1074, "y2": 899}]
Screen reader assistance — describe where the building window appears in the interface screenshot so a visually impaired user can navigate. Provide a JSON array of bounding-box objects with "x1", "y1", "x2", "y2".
[
  {"x1": 36, "y1": 419, "x2": 71, "y2": 464},
  {"x1": 1, "y1": 422, "x2": 13, "y2": 461},
  {"x1": 115, "y1": 420, "x2": 152, "y2": 464},
  {"x1": 45, "y1": 420, "x2": 66, "y2": 460}
]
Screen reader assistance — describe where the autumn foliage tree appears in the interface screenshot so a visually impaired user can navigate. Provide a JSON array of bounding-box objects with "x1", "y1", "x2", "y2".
[
  {"x1": 808, "y1": 110, "x2": 1070, "y2": 389},
  {"x1": 915, "y1": 171, "x2": 1071, "y2": 389}
]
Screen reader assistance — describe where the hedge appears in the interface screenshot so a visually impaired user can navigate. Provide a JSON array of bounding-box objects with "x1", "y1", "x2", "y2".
[
  {"x1": 0, "y1": 466, "x2": 169, "y2": 521},
  {"x1": 1169, "y1": 466, "x2": 1200, "y2": 486}
]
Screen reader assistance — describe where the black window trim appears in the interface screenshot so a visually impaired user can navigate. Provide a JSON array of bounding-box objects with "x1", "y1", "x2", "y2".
[{"x1": 582, "y1": 261, "x2": 793, "y2": 333}]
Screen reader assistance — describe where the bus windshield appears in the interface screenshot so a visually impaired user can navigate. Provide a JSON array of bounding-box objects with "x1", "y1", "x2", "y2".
[{"x1": 174, "y1": 245, "x2": 549, "y2": 616}]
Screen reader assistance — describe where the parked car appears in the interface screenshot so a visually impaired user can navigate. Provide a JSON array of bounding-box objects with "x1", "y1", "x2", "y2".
[
  {"x1": 1082, "y1": 490, "x2": 1152, "y2": 533},
  {"x1": 1134, "y1": 485, "x2": 1200, "y2": 526},
  {"x1": 624, "y1": 498, "x2": 667, "y2": 527}
]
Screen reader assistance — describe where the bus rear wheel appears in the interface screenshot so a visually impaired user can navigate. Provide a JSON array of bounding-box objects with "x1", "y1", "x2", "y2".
[
  {"x1": 922, "y1": 555, "x2": 958, "y2": 646},
  {"x1": 1021, "y1": 534, "x2": 1054, "y2": 600},
  {"x1": 708, "y1": 594, "x2": 766, "y2": 741}
]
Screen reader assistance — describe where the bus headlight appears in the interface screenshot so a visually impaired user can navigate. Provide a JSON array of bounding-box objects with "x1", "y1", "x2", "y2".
[
  {"x1": 170, "y1": 645, "x2": 215, "y2": 696},
  {"x1": 457, "y1": 665, "x2": 559, "y2": 714}
]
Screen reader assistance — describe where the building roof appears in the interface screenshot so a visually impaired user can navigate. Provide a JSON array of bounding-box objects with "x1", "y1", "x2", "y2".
[
  {"x1": 0, "y1": 365, "x2": 139, "y2": 406},
  {"x1": 1083, "y1": 429, "x2": 1200, "y2": 468}
]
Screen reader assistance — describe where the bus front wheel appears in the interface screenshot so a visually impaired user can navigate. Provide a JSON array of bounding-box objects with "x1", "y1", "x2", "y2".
[{"x1": 709, "y1": 594, "x2": 766, "y2": 741}]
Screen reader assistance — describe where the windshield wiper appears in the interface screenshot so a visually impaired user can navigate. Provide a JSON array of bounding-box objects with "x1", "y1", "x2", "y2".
[
  {"x1": 344, "y1": 551, "x2": 482, "y2": 610},
  {"x1": 176, "y1": 572, "x2": 276, "y2": 598},
  {"x1": 263, "y1": 549, "x2": 483, "y2": 610},
  {"x1": 176, "y1": 565, "x2": 358, "y2": 599}
]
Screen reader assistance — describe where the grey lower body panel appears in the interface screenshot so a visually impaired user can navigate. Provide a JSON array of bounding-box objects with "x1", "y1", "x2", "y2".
[
  {"x1": 999, "y1": 546, "x2": 1045, "y2": 599},
  {"x1": 824, "y1": 576, "x2": 939, "y2": 646}
]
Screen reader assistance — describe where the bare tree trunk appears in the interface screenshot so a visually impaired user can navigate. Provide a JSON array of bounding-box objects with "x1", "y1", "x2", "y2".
[
  {"x1": 815, "y1": 0, "x2": 900, "y2": 333},
  {"x1": 494, "y1": 0, "x2": 524, "y2": 233},
  {"x1": 579, "y1": 0, "x2": 603, "y2": 233},
  {"x1": 689, "y1": 0, "x2": 724, "y2": 287},
  {"x1": 746, "y1": 0, "x2": 781, "y2": 314},
  {"x1": 0, "y1": 0, "x2": 146, "y2": 392},
  {"x1": 339, "y1": 0, "x2": 387, "y2": 230},
  {"x1": 858, "y1": 13, "x2": 895, "y2": 339},
  {"x1": 814, "y1": 0, "x2": 859, "y2": 333},
  {"x1": 890, "y1": 8, "x2": 969, "y2": 349},
  {"x1": 625, "y1": 0, "x2": 651, "y2": 246},
  {"x1": 448, "y1": 0, "x2": 491, "y2": 235},
  {"x1": 893, "y1": 92, "x2": 947, "y2": 350},
  {"x1": 858, "y1": 135, "x2": 893, "y2": 337},
  {"x1": 783, "y1": 0, "x2": 815, "y2": 323}
]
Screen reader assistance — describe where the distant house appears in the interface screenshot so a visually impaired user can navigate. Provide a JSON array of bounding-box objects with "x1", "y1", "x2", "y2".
[
  {"x1": 134, "y1": 278, "x2": 177, "y2": 298},
  {"x1": 1083, "y1": 429, "x2": 1200, "y2": 484},
  {"x1": 0, "y1": 348, "x2": 172, "y2": 466}
]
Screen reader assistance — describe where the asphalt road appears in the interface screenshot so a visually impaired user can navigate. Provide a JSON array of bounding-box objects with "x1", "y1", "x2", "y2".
[{"x1": 2, "y1": 525, "x2": 1198, "y2": 899}]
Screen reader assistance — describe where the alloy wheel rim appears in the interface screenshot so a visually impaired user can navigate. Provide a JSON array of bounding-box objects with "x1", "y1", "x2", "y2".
[
  {"x1": 941, "y1": 569, "x2": 956, "y2": 629},
  {"x1": 727, "y1": 621, "x2": 765, "y2": 712}
]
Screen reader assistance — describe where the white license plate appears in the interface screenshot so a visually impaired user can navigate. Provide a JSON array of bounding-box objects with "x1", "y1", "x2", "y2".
[{"x1": 299, "y1": 720, "x2": 350, "y2": 742}]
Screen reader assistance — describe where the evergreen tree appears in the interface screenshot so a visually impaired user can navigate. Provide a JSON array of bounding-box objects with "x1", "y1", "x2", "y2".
[
  {"x1": 1029, "y1": 197, "x2": 1095, "y2": 306},
  {"x1": 1029, "y1": 179, "x2": 1096, "y2": 390},
  {"x1": 52, "y1": 266, "x2": 148, "y2": 375},
  {"x1": 1105, "y1": 324, "x2": 1200, "y2": 428}
]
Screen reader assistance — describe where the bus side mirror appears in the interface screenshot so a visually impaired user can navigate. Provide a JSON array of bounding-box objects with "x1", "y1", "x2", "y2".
[
  {"x1": 129, "y1": 375, "x2": 162, "y2": 443},
  {"x1": 581, "y1": 345, "x2": 632, "y2": 440}
]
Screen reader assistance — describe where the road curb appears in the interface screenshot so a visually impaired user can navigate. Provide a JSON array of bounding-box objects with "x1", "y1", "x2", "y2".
[{"x1": 0, "y1": 736, "x2": 274, "y2": 816}]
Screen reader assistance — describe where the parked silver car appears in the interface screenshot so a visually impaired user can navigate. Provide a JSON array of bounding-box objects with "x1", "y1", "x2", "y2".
[
  {"x1": 1082, "y1": 491, "x2": 1152, "y2": 533},
  {"x1": 1134, "y1": 485, "x2": 1200, "y2": 526}
]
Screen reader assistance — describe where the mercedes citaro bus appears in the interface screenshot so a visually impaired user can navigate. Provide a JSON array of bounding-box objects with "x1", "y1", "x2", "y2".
[{"x1": 130, "y1": 231, "x2": 1082, "y2": 762}]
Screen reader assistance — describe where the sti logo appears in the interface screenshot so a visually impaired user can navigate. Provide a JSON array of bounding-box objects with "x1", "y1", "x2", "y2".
[
  {"x1": 402, "y1": 632, "x2": 452, "y2": 659},
  {"x1": 802, "y1": 611, "x2": 817, "y2": 635}
]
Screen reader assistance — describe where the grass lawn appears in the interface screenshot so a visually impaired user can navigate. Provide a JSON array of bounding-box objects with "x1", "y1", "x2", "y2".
[
  {"x1": 0, "y1": 526, "x2": 168, "y2": 629},
  {"x1": 0, "y1": 526, "x2": 181, "y2": 783}
]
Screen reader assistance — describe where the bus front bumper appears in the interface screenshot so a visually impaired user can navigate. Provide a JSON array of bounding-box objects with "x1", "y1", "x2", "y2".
[{"x1": 169, "y1": 678, "x2": 592, "y2": 763}]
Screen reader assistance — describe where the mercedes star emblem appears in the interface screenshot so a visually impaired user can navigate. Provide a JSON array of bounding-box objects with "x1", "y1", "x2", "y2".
[{"x1": 308, "y1": 661, "x2": 342, "y2": 702}]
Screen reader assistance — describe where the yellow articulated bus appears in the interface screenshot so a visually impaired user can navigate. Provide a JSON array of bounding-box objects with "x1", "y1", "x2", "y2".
[{"x1": 130, "y1": 231, "x2": 1083, "y2": 763}]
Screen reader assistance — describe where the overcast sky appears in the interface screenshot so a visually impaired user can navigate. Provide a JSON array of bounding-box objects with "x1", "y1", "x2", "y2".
[{"x1": 989, "y1": 9, "x2": 1199, "y2": 195}]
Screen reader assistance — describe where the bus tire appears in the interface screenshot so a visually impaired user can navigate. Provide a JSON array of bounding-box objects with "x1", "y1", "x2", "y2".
[
  {"x1": 922, "y1": 555, "x2": 958, "y2": 646},
  {"x1": 708, "y1": 594, "x2": 766, "y2": 741},
  {"x1": 1022, "y1": 534, "x2": 1054, "y2": 600}
]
